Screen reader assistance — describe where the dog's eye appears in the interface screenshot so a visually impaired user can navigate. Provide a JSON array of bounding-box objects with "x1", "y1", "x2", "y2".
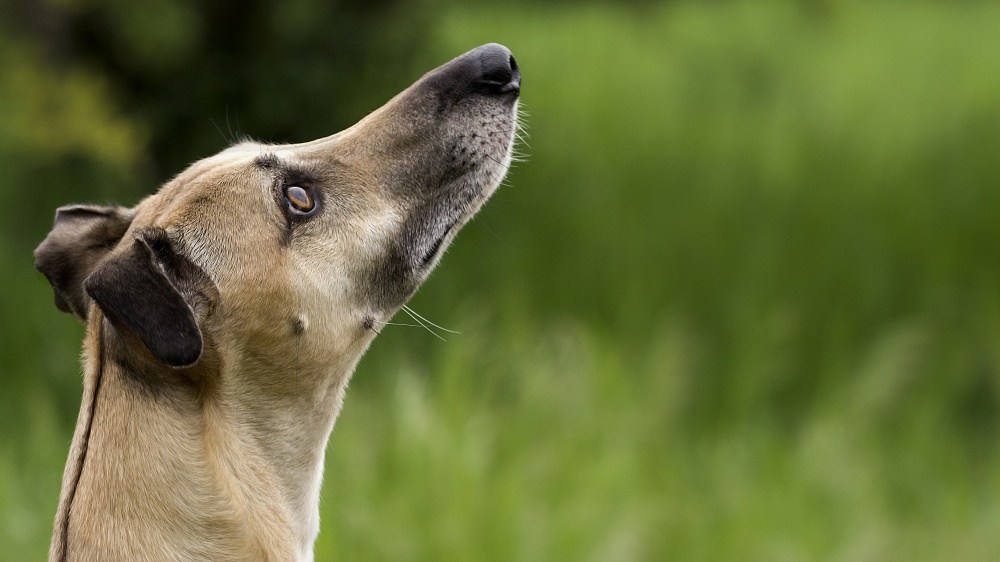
[{"x1": 284, "y1": 186, "x2": 315, "y2": 213}]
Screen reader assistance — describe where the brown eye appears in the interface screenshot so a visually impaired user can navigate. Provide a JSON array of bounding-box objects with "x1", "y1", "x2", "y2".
[{"x1": 285, "y1": 186, "x2": 315, "y2": 213}]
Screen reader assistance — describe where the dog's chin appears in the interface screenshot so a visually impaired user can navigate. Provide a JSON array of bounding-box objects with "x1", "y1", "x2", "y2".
[
  {"x1": 415, "y1": 163, "x2": 510, "y2": 271},
  {"x1": 418, "y1": 222, "x2": 457, "y2": 268}
]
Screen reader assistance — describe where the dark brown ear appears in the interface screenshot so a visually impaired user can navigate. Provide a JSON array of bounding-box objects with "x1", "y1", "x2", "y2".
[
  {"x1": 34, "y1": 205, "x2": 135, "y2": 320},
  {"x1": 83, "y1": 228, "x2": 208, "y2": 368}
]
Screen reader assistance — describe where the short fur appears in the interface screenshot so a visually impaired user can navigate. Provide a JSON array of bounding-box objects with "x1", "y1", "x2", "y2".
[{"x1": 34, "y1": 44, "x2": 520, "y2": 561}]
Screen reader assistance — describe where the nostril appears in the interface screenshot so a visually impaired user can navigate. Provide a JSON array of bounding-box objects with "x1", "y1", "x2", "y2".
[
  {"x1": 476, "y1": 43, "x2": 520, "y2": 94},
  {"x1": 481, "y1": 65, "x2": 512, "y2": 85},
  {"x1": 508, "y1": 54, "x2": 521, "y2": 91}
]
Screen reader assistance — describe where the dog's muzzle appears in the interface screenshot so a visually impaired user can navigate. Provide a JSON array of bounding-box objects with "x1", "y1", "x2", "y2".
[{"x1": 366, "y1": 43, "x2": 521, "y2": 310}]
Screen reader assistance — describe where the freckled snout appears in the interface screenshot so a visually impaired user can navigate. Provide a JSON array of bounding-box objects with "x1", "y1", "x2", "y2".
[{"x1": 339, "y1": 43, "x2": 522, "y2": 310}]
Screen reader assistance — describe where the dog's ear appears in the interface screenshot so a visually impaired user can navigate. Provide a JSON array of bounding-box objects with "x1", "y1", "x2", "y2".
[
  {"x1": 34, "y1": 205, "x2": 136, "y2": 321},
  {"x1": 84, "y1": 227, "x2": 210, "y2": 368}
]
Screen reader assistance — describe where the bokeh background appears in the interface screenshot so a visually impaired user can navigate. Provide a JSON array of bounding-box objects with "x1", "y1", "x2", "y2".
[{"x1": 2, "y1": 0, "x2": 1000, "y2": 559}]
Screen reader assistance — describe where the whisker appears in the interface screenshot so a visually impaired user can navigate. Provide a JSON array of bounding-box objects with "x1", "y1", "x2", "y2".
[
  {"x1": 514, "y1": 128, "x2": 532, "y2": 149},
  {"x1": 401, "y1": 306, "x2": 448, "y2": 341},
  {"x1": 478, "y1": 215, "x2": 512, "y2": 248},
  {"x1": 403, "y1": 304, "x2": 461, "y2": 334},
  {"x1": 368, "y1": 324, "x2": 391, "y2": 344},
  {"x1": 210, "y1": 118, "x2": 229, "y2": 146}
]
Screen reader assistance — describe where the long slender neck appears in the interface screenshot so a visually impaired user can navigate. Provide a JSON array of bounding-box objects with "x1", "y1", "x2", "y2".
[
  {"x1": 50, "y1": 315, "x2": 358, "y2": 561},
  {"x1": 212, "y1": 353, "x2": 357, "y2": 559}
]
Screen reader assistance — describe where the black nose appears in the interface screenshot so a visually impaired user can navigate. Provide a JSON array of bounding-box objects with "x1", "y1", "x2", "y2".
[
  {"x1": 475, "y1": 43, "x2": 520, "y2": 94},
  {"x1": 416, "y1": 43, "x2": 521, "y2": 101}
]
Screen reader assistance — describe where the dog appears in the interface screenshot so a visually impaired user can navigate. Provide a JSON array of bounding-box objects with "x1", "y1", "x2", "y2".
[{"x1": 33, "y1": 43, "x2": 520, "y2": 562}]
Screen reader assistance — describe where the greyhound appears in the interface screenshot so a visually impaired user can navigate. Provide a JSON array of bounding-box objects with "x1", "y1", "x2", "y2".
[{"x1": 33, "y1": 43, "x2": 520, "y2": 562}]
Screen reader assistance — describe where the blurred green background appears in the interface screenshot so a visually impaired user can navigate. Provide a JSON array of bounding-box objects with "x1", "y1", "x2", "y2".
[{"x1": 2, "y1": 0, "x2": 1000, "y2": 559}]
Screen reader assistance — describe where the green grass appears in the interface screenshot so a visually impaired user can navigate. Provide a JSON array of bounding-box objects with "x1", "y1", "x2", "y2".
[
  {"x1": 314, "y1": 319, "x2": 1000, "y2": 560},
  {"x1": 4, "y1": 1, "x2": 1000, "y2": 560}
]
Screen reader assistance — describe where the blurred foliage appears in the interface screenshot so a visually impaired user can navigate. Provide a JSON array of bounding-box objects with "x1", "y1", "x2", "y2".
[{"x1": 3, "y1": 0, "x2": 1000, "y2": 559}]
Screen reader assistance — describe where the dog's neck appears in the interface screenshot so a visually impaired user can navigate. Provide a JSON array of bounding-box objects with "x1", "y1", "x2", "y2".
[
  {"x1": 209, "y1": 339, "x2": 358, "y2": 561},
  {"x1": 51, "y1": 313, "x2": 358, "y2": 561}
]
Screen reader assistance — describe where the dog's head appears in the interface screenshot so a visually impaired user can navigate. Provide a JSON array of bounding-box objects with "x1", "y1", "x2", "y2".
[{"x1": 35, "y1": 44, "x2": 520, "y2": 383}]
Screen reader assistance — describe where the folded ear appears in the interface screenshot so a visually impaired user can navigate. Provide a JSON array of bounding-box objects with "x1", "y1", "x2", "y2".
[
  {"x1": 84, "y1": 228, "x2": 209, "y2": 368},
  {"x1": 34, "y1": 205, "x2": 135, "y2": 320}
]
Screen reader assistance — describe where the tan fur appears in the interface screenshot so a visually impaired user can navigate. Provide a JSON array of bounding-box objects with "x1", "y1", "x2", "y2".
[{"x1": 36, "y1": 45, "x2": 520, "y2": 561}]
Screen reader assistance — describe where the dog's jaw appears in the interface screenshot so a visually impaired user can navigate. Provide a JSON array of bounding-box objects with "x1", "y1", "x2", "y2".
[{"x1": 416, "y1": 95, "x2": 521, "y2": 272}]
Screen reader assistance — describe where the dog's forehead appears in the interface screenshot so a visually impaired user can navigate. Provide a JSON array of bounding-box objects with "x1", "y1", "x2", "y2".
[
  {"x1": 130, "y1": 149, "x2": 269, "y2": 228},
  {"x1": 219, "y1": 136, "x2": 342, "y2": 162},
  {"x1": 218, "y1": 141, "x2": 277, "y2": 158}
]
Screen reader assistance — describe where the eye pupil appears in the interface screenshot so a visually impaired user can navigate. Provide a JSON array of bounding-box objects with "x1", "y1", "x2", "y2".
[{"x1": 285, "y1": 186, "x2": 314, "y2": 212}]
